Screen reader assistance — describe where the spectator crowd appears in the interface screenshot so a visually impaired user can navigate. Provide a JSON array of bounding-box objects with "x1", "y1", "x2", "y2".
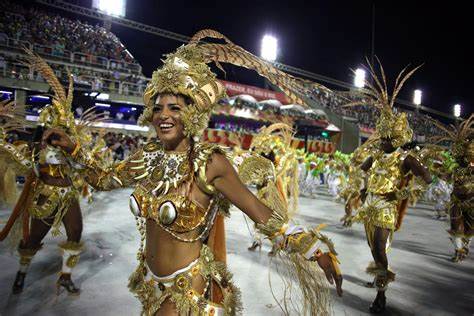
[{"x1": 0, "y1": 0, "x2": 138, "y2": 66}]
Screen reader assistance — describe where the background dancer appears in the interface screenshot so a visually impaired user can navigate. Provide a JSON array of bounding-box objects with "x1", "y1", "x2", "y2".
[
  {"x1": 0, "y1": 53, "x2": 95, "y2": 295},
  {"x1": 350, "y1": 61, "x2": 432, "y2": 313},
  {"x1": 428, "y1": 114, "x2": 473, "y2": 262}
]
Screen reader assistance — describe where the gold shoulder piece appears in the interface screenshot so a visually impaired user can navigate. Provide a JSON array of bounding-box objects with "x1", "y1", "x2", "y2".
[
  {"x1": 197, "y1": 165, "x2": 216, "y2": 195},
  {"x1": 193, "y1": 142, "x2": 226, "y2": 195}
]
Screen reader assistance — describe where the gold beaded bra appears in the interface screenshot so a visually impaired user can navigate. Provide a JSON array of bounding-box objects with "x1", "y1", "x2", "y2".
[{"x1": 128, "y1": 142, "x2": 228, "y2": 242}]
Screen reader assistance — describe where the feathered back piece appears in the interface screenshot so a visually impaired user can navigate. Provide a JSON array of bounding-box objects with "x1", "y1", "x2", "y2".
[
  {"x1": 189, "y1": 29, "x2": 332, "y2": 105},
  {"x1": 427, "y1": 114, "x2": 474, "y2": 163},
  {"x1": 23, "y1": 49, "x2": 76, "y2": 134},
  {"x1": 75, "y1": 105, "x2": 110, "y2": 145},
  {"x1": 0, "y1": 99, "x2": 27, "y2": 133},
  {"x1": 345, "y1": 58, "x2": 421, "y2": 148}
]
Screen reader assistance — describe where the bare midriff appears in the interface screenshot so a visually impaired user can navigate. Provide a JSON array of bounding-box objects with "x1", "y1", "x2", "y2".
[{"x1": 145, "y1": 222, "x2": 203, "y2": 276}]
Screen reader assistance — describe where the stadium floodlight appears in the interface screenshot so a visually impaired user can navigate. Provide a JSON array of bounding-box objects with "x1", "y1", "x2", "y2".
[
  {"x1": 413, "y1": 89, "x2": 422, "y2": 105},
  {"x1": 261, "y1": 35, "x2": 278, "y2": 62},
  {"x1": 93, "y1": 0, "x2": 126, "y2": 17},
  {"x1": 354, "y1": 68, "x2": 366, "y2": 88},
  {"x1": 453, "y1": 104, "x2": 461, "y2": 118}
]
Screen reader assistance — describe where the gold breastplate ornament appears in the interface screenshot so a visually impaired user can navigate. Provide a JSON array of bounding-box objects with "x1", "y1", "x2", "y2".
[
  {"x1": 129, "y1": 142, "x2": 225, "y2": 242},
  {"x1": 141, "y1": 142, "x2": 192, "y2": 196},
  {"x1": 368, "y1": 150, "x2": 403, "y2": 195}
]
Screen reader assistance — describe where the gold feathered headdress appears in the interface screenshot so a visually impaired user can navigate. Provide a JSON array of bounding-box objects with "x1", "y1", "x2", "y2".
[
  {"x1": 24, "y1": 50, "x2": 76, "y2": 134},
  {"x1": 140, "y1": 29, "x2": 333, "y2": 139},
  {"x1": 427, "y1": 114, "x2": 474, "y2": 164},
  {"x1": 346, "y1": 58, "x2": 420, "y2": 148}
]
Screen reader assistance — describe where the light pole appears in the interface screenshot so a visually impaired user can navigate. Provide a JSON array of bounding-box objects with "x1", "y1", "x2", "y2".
[
  {"x1": 413, "y1": 89, "x2": 422, "y2": 113},
  {"x1": 261, "y1": 35, "x2": 277, "y2": 62},
  {"x1": 260, "y1": 34, "x2": 277, "y2": 89},
  {"x1": 453, "y1": 104, "x2": 461, "y2": 128},
  {"x1": 354, "y1": 68, "x2": 366, "y2": 88}
]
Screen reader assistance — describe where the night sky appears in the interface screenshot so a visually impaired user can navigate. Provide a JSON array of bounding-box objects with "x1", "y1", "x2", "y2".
[{"x1": 61, "y1": 0, "x2": 472, "y2": 117}]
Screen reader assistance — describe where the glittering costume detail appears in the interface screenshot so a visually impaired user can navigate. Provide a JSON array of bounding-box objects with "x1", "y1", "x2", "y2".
[{"x1": 30, "y1": 179, "x2": 79, "y2": 236}]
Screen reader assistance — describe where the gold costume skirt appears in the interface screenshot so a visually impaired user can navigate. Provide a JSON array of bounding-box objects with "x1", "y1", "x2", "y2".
[
  {"x1": 354, "y1": 193, "x2": 398, "y2": 250},
  {"x1": 128, "y1": 244, "x2": 242, "y2": 316},
  {"x1": 29, "y1": 180, "x2": 78, "y2": 235}
]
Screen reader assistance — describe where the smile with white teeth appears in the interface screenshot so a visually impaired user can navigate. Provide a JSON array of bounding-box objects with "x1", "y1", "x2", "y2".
[{"x1": 160, "y1": 122, "x2": 175, "y2": 130}]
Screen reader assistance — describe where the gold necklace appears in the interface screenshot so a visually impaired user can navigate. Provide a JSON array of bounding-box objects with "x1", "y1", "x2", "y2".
[{"x1": 144, "y1": 148, "x2": 191, "y2": 195}]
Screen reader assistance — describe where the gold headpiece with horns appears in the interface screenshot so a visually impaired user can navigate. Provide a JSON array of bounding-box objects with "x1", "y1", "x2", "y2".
[
  {"x1": 140, "y1": 29, "x2": 333, "y2": 139},
  {"x1": 346, "y1": 58, "x2": 420, "y2": 148}
]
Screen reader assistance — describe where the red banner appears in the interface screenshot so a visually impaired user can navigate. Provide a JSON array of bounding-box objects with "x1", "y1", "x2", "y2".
[
  {"x1": 202, "y1": 129, "x2": 335, "y2": 154},
  {"x1": 219, "y1": 80, "x2": 290, "y2": 104}
]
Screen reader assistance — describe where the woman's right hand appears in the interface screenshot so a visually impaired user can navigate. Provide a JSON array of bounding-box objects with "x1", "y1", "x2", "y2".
[{"x1": 42, "y1": 128, "x2": 77, "y2": 153}]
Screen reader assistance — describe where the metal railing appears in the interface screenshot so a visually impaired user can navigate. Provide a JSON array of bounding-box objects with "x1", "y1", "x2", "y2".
[
  {"x1": 0, "y1": 36, "x2": 142, "y2": 74},
  {"x1": 0, "y1": 59, "x2": 149, "y2": 98}
]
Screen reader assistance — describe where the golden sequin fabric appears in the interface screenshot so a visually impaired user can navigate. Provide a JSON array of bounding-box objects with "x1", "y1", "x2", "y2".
[
  {"x1": 353, "y1": 149, "x2": 406, "y2": 235},
  {"x1": 367, "y1": 150, "x2": 404, "y2": 195},
  {"x1": 354, "y1": 193, "x2": 398, "y2": 231},
  {"x1": 29, "y1": 179, "x2": 79, "y2": 235},
  {"x1": 129, "y1": 235, "x2": 242, "y2": 315}
]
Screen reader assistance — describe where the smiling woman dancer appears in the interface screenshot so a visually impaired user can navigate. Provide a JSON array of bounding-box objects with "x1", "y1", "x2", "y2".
[{"x1": 46, "y1": 30, "x2": 342, "y2": 315}]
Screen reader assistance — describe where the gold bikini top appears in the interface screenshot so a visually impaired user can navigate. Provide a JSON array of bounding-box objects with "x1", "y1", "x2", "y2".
[
  {"x1": 128, "y1": 141, "x2": 229, "y2": 242},
  {"x1": 367, "y1": 149, "x2": 405, "y2": 195}
]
